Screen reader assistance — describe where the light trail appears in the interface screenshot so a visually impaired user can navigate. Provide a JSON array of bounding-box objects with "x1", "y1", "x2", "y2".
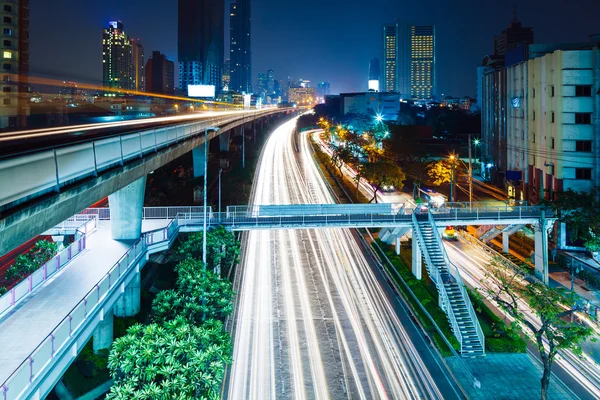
[
  {"x1": 228, "y1": 118, "x2": 445, "y2": 399},
  {"x1": 445, "y1": 236, "x2": 600, "y2": 399}
]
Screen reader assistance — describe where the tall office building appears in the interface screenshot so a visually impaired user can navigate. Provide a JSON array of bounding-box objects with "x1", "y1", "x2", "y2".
[
  {"x1": 132, "y1": 39, "x2": 145, "y2": 92},
  {"x1": 382, "y1": 24, "x2": 397, "y2": 92},
  {"x1": 222, "y1": 58, "x2": 230, "y2": 89},
  {"x1": 230, "y1": 0, "x2": 251, "y2": 93},
  {"x1": 369, "y1": 57, "x2": 380, "y2": 91},
  {"x1": 410, "y1": 25, "x2": 436, "y2": 100},
  {"x1": 0, "y1": 0, "x2": 29, "y2": 129},
  {"x1": 267, "y1": 69, "x2": 275, "y2": 94},
  {"x1": 494, "y1": 11, "x2": 534, "y2": 56},
  {"x1": 178, "y1": 0, "x2": 224, "y2": 94},
  {"x1": 317, "y1": 81, "x2": 331, "y2": 98},
  {"x1": 255, "y1": 71, "x2": 266, "y2": 97},
  {"x1": 382, "y1": 22, "x2": 436, "y2": 99},
  {"x1": 145, "y1": 51, "x2": 175, "y2": 95},
  {"x1": 102, "y1": 21, "x2": 135, "y2": 91}
]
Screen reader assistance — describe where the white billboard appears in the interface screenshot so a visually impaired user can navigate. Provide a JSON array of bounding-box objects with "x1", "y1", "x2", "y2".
[
  {"x1": 243, "y1": 94, "x2": 252, "y2": 109},
  {"x1": 368, "y1": 80, "x2": 380, "y2": 92},
  {"x1": 188, "y1": 85, "x2": 216, "y2": 98}
]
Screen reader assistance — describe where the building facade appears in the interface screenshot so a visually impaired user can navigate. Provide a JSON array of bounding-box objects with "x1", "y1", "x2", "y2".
[
  {"x1": 102, "y1": 21, "x2": 135, "y2": 91},
  {"x1": 382, "y1": 22, "x2": 436, "y2": 99},
  {"x1": 145, "y1": 51, "x2": 175, "y2": 95},
  {"x1": 504, "y1": 40, "x2": 600, "y2": 202},
  {"x1": 369, "y1": 57, "x2": 380, "y2": 91},
  {"x1": 317, "y1": 81, "x2": 331, "y2": 100},
  {"x1": 340, "y1": 92, "x2": 401, "y2": 121},
  {"x1": 178, "y1": 0, "x2": 224, "y2": 94},
  {"x1": 288, "y1": 87, "x2": 316, "y2": 105},
  {"x1": 230, "y1": 0, "x2": 251, "y2": 94},
  {"x1": 132, "y1": 39, "x2": 145, "y2": 92},
  {"x1": 0, "y1": 0, "x2": 29, "y2": 129}
]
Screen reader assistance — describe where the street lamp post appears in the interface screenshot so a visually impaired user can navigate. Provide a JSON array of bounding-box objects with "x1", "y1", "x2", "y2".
[
  {"x1": 202, "y1": 126, "x2": 220, "y2": 269},
  {"x1": 218, "y1": 168, "x2": 223, "y2": 223},
  {"x1": 449, "y1": 154, "x2": 457, "y2": 203}
]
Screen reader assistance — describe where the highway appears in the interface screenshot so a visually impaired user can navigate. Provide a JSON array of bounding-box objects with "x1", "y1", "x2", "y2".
[{"x1": 228, "y1": 118, "x2": 460, "y2": 399}]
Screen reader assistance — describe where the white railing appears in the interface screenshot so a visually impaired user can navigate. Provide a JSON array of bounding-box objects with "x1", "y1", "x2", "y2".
[
  {"x1": 0, "y1": 109, "x2": 286, "y2": 211},
  {"x1": 0, "y1": 217, "x2": 169, "y2": 400},
  {"x1": 411, "y1": 213, "x2": 464, "y2": 348},
  {"x1": 428, "y1": 211, "x2": 485, "y2": 354},
  {"x1": 475, "y1": 225, "x2": 495, "y2": 238},
  {"x1": 81, "y1": 206, "x2": 212, "y2": 221},
  {"x1": 0, "y1": 216, "x2": 98, "y2": 320},
  {"x1": 429, "y1": 204, "x2": 550, "y2": 222}
]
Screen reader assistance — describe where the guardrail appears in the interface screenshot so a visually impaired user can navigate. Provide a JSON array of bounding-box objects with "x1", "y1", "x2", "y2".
[
  {"x1": 81, "y1": 206, "x2": 212, "y2": 221},
  {"x1": 0, "y1": 215, "x2": 98, "y2": 320},
  {"x1": 429, "y1": 205, "x2": 552, "y2": 221},
  {"x1": 428, "y1": 211, "x2": 485, "y2": 354},
  {"x1": 0, "y1": 215, "x2": 172, "y2": 400},
  {"x1": 0, "y1": 109, "x2": 285, "y2": 212}
]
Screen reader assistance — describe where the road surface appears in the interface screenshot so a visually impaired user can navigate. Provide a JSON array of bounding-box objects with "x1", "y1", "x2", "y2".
[{"x1": 227, "y1": 118, "x2": 460, "y2": 400}]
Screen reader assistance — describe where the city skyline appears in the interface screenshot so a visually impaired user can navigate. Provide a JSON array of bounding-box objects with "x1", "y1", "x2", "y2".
[{"x1": 29, "y1": 0, "x2": 600, "y2": 97}]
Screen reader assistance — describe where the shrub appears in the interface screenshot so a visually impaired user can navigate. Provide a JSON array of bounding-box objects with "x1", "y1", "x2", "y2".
[{"x1": 487, "y1": 337, "x2": 527, "y2": 353}]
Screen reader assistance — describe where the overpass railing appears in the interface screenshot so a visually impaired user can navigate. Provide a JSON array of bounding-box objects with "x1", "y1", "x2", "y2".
[
  {"x1": 0, "y1": 216, "x2": 169, "y2": 400},
  {"x1": 429, "y1": 205, "x2": 552, "y2": 221},
  {"x1": 81, "y1": 206, "x2": 211, "y2": 221},
  {"x1": 0, "y1": 215, "x2": 98, "y2": 320},
  {"x1": 0, "y1": 109, "x2": 283, "y2": 212}
]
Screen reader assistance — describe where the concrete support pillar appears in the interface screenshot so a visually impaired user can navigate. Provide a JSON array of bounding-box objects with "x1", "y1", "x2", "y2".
[
  {"x1": 192, "y1": 146, "x2": 207, "y2": 178},
  {"x1": 411, "y1": 232, "x2": 422, "y2": 280},
  {"x1": 558, "y1": 222, "x2": 567, "y2": 249},
  {"x1": 534, "y1": 223, "x2": 549, "y2": 284},
  {"x1": 93, "y1": 309, "x2": 114, "y2": 354},
  {"x1": 51, "y1": 235, "x2": 65, "y2": 251},
  {"x1": 54, "y1": 380, "x2": 73, "y2": 400},
  {"x1": 108, "y1": 176, "x2": 146, "y2": 240},
  {"x1": 113, "y1": 272, "x2": 141, "y2": 317},
  {"x1": 395, "y1": 237, "x2": 401, "y2": 255},
  {"x1": 502, "y1": 232, "x2": 510, "y2": 254},
  {"x1": 219, "y1": 130, "x2": 231, "y2": 152}
]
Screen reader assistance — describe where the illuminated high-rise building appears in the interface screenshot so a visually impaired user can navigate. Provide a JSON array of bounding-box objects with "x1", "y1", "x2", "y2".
[
  {"x1": 132, "y1": 39, "x2": 145, "y2": 92},
  {"x1": 267, "y1": 69, "x2": 275, "y2": 94},
  {"x1": 382, "y1": 21, "x2": 436, "y2": 99},
  {"x1": 230, "y1": 0, "x2": 252, "y2": 93},
  {"x1": 369, "y1": 58, "x2": 380, "y2": 91},
  {"x1": 409, "y1": 25, "x2": 436, "y2": 100},
  {"x1": 102, "y1": 21, "x2": 135, "y2": 91},
  {"x1": 145, "y1": 51, "x2": 175, "y2": 95},
  {"x1": 0, "y1": 0, "x2": 29, "y2": 129},
  {"x1": 178, "y1": 0, "x2": 224, "y2": 93},
  {"x1": 382, "y1": 24, "x2": 397, "y2": 92}
]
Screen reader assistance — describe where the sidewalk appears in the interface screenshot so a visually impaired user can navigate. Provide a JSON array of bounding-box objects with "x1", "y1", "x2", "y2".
[{"x1": 447, "y1": 354, "x2": 577, "y2": 400}]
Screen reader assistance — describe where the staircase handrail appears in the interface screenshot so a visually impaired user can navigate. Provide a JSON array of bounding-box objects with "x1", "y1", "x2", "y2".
[
  {"x1": 412, "y1": 212, "x2": 463, "y2": 348},
  {"x1": 428, "y1": 211, "x2": 485, "y2": 352}
]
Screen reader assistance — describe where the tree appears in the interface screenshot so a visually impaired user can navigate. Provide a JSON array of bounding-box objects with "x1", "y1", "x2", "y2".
[
  {"x1": 427, "y1": 160, "x2": 453, "y2": 186},
  {"x1": 176, "y1": 228, "x2": 241, "y2": 274},
  {"x1": 482, "y1": 258, "x2": 595, "y2": 400},
  {"x1": 362, "y1": 159, "x2": 406, "y2": 203},
  {"x1": 542, "y1": 189, "x2": 600, "y2": 249},
  {"x1": 152, "y1": 259, "x2": 234, "y2": 325},
  {"x1": 106, "y1": 317, "x2": 232, "y2": 400},
  {"x1": 331, "y1": 144, "x2": 353, "y2": 175}
]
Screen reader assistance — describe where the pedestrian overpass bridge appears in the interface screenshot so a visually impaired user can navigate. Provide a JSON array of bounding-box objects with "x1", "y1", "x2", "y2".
[{"x1": 0, "y1": 202, "x2": 554, "y2": 399}]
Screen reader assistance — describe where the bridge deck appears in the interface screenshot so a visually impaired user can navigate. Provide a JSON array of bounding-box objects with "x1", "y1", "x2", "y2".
[{"x1": 0, "y1": 220, "x2": 169, "y2": 386}]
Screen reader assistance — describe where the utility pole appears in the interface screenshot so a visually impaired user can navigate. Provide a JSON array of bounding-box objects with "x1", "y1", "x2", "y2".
[
  {"x1": 202, "y1": 128, "x2": 208, "y2": 268},
  {"x1": 242, "y1": 113, "x2": 246, "y2": 169},
  {"x1": 218, "y1": 168, "x2": 222, "y2": 223},
  {"x1": 469, "y1": 134, "x2": 473, "y2": 209}
]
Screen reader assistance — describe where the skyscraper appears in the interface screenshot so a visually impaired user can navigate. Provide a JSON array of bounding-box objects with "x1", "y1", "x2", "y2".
[
  {"x1": 409, "y1": 25, "x2": 436, "y2": 100},
  {"x1": 178, "y1": 0, "x2": 224, "y2": 94},
  {"x1": 382, "y1": 24, "x2": 397, "y2": 92},
  {"x1": 267, "y1": 69, "x2": 275, "y2": 94},
  {"x1": 317, "y1": 82, "x2": 331, "y2": 98},
  {"x1": 382, "y1": 22, "x2": 436, "y2": 99},
  {"x1": 145, "y1": 51, "x2": 175, "y2": 95},
  {"x1": 0, "y1": 0, "x2": 29, "y2": 129},
  {"x1": 132, "y1": 39, "x2": 145, "y2": 92},
  {"x1": 230, "y1": 0, "x2": 251, "y2": 93},
  {"x1": 102, "y1": 21, "x2": 135, "y2": 91},
  {"x1": 369, "y1": 58, "x2": 380, "y2": 91},
  {"x1": 222, "y1": 58, "x2": 230, "y2": 89}
]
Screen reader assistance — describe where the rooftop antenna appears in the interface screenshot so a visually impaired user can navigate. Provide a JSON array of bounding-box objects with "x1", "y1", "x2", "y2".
[{"x1": 512, "y1": 3, "x2": 519, "y2": 22}]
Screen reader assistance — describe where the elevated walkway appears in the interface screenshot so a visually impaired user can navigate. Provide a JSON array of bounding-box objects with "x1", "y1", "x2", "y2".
[{"x1": 412, "y1": 212, "x2": 485, "y2": 357}]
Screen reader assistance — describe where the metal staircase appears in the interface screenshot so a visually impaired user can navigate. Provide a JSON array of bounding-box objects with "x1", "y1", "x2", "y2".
[{"x1": 411, "y1": 212, "x2": 485, "y2": 357}]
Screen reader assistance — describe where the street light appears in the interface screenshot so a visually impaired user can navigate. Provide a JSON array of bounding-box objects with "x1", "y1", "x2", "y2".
[
  {"x1": 449, "y1": 154, "x2": 457, "y2": 202},
  {"x1": 203, "y1": 126, "x2": 221, "y2": 269},
  {"x1": 375, "y1": 114, "x2": 383, "y2": 123}
]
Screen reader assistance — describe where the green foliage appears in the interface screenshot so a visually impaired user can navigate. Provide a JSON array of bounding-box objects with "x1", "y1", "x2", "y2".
[
  {"x1": 486, "y1": 337, "x2": 527, "y2": 353},
  {"x1": 3, "y1": 240, "x2": 58, "y2": 283},
  {"x1": 362, "y1": 159, "x2": 406, "y2": 203},
  {"x1": 176, "y1": 227, "x2": 240, "y2": 273},
  {"x1": 0, "y1": 286, "x2": 6, "y2": 296},
  {"x1": 483, "y1": 258, "x2": 596, "y2": 399},
  {"x1": 106, "y1": 317, "x2": 231, "y2": 400},
  {"x1": 426, "y1": 160, "x2": 453, "y2": 186}
]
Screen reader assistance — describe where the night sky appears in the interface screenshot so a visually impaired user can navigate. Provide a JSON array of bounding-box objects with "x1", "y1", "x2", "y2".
[{"x1": 31, "y1": 0, "x2": 600, "y2": 97}]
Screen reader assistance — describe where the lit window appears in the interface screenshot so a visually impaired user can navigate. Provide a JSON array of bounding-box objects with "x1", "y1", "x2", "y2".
[{"x1": 3, "y1": 51, "x2": 11, "y2": 59}]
